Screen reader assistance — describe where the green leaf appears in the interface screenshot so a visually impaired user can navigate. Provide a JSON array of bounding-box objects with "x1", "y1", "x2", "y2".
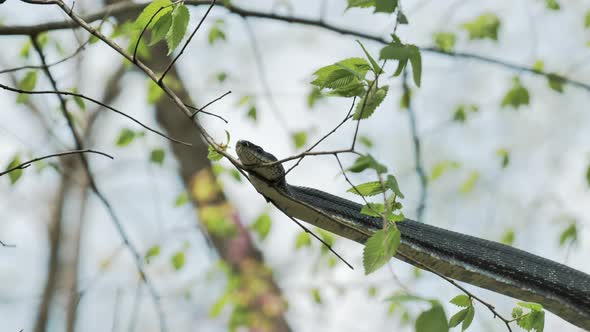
[
  {"x1": 229, "y1": 169, "x2": 241, "y2": 182},
  {"x1": 449, "y1": 295, "x2": 471, "y2": 308},
  {"x1": 348, "y1": 154, "x2": 387, "y2": 174},
  {"x1": 416, "y1": 304, "x2": 449, "y2": 332},
  {"x1": 166, "y1": 4, "x2": 190, "y2": 55},
  {"x1": 318, "y1": 229, "x2": 335, "y2": 254},
  {"x1": 430, "y1": 160, "x2": 461, "y2": 181},
  {"x1": 359, "y1": 135, "x2": 373, "y2": 148},
  {"x1": 174, "y1": 192, "x2": 189, "y2": 207},
  {"x1": 533, "y1": 60, "x2": 545, "y2": 71},
  {"x1": 400, "y1": 87, "x2": 411, "y2": 109},
  {"x1": 449, "y1": 307, "x2": 469, "y2": 328},
  {"x1": 356, "y1": 40, "x2": 382, "y2": 73},
  {"x1": 462, "y1": 13, "x2": 501, "y2": 41},
  {"x1": 147, "y1": 79, "x2": 164, "y2": 104},
  {"x1": 518, "y1": 302, "x2": 544, "y2": 311},
  {"x1": 246, "y1": 105, "x2": 257, "y2": 121},
  {"x1": 545, "y1": 0, "x2": 559, "y2": 10},
  {"x1": 295, "y1": 231, "x2": 312, "y2": 249},
  {"x1": 501, "y1": 76, "x2": 530, "y2": 109},
  {"x1": 292, "y1": 131, "x2": 307, "y2": 149},
  {"x1": 363, "y1": 226, "x2": 401, "y2": 274},
  {"x1": 496, "y1": 148, "x2": 510, "y2": 168},
  {"x1": 374, "y1": 0, "x2": 398, "y2": 13},
  {"x1": 171, "y1": 251, "x2": 186, "y2": 270},
  {"x1": 134, "y1": 0, "x2": 173, "y2": 30},
  {"x1": 237, "y1": 95, "x2": 252, "y2": 106},
  {"x1": 144, "y1": 245, "x2": 161, "y2": 263},
  {"x1": 209, "y1": 293, "x2": 230, "y2": 318},
  {"x1": 207, "y1": 145, "x2": 224, "y2": 161},
  {"x1": 409, "y1": 47, "x2": 422, "y2": 87},
  {"x1": 311, "y1": 58, "x2": 370, "y2": 90},
  {"x1": 5, "y1": 154, "x2": 23, "y2": 185},
  {"x1": 208, "y1": 19, "x2": 226, "y2": 44},
  {"x1": 547, "y1": 73, "x2": 565, "y2": 93},
  {"x1": 386, "y1": 174, "x2": 404, "y2": 198},
  {"x1": 462, "y1": 306, "x2": 475, "y2": 331},
  {"x1": 150, "y1": 148, "x2": 165, "y2": 165},
  {"x1": 250, "y1": 213, "x2": 272, "y2": 240},
  {"x1": 353, "y1": 85, "x2": 388, "y2": 119},
  {"x1": 361, "y1": 203, "x2": 385, "y2": 217},
  {"x1": 460, "y1": 171, "x2": 479, "y2": 193},
  {"x1": 20, "y1": 40, "x2": 31, "y2": 58},
  {"x1": 346, "y1": 0, "x2": 375, "y2": 9},
  {"x1": 16, "y1": 70, "x2": 37, "y2": 103},
  {"x1": 433, "y1": 32, "x2": 456, "y2": 52},
  {"x1": 115, "y1": 128, "x2": 136, "y2": 147},
  {"x1": 216, "y1": 72, "x2": 228, "y2": 83},
  {"x1": 501, "y1": 228, "x2": 515, "y2": 245},
  {"x1": 380, "y1": 44, "x2": 414, "y2": 61},
  {"x1": 586, "y1": 163, "x2": 590, "y2": 187},
  {"x1": 149, "y1": 11, "x2": 172, "y2": 46},
  {"x1": 559, "y1": 223, "x2": 577, "y2": 246},
  {"x1": 516, "y1": 302, "x2": 545, "y2": 332},
  {"x1": 311, "y1": 288, "x2": 322, "y2": 304},
  {"x1": 347, "y1": 181, "x2": 386, "y2": 196},
  {"x1": 512, "y1": 306, "x2": 524, "y2": 318},
  {"x1": 307, "y1": 86, "x2": 324, "y2": 108},
  {"x1": 585, "y1": 10, "x2": 590, "y2": 28}
]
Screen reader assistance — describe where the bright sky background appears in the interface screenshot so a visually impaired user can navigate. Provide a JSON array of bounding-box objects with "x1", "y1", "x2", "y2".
[{"x1": 1, "y1": 0, "x2": 589, "y2": 331}]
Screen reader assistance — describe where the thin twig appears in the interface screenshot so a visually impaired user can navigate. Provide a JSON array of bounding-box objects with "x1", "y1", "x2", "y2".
[
  {"x1": 186, "y1": 90, "x2": 232, "y2": 122},
  {"x1": 271, "y1": 199, "x2": 354, "y2": 270},
  {"x1": 0, "y1": 240, "x2": 16, "y2": 247},
  {"x1": 401, "y1": 69, "x2": 427, "y2": 222},
  {"x1": 159, "y1": 0, "x2": 217, "y2": 82},
  {"x1": 0, "y1": 82, "x2": 191, "y2": 146},
  {"x1": 0, "y1": 149, "x2": 113, "y2": 177}
]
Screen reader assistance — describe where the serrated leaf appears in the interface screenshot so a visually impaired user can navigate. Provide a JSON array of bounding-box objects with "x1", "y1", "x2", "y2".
[
  {"x1": 149, "y1": 11, "x2": 172, "y2": 46},
  {"x1": 460, "y1": 171, "x2": 479, "y2": 193},
  {"x1": 166, "y1": 4, "x2": 190, "y2": 55},
  {"x1": 250, "y1": 213, "x2": 272, "y2": 240},
  {"x1": 361, "y1": 203, "x2": 385, "y2": 217},
  {"x1": 462, "y1": 12, "x2": 501, "y2": 41},
  {"x1": 144, "y1": 245, "x2": 161, "y2": 263},
  {"x1": 512, "y1": 306, "x2": 524, "y2": 318},
  {"x1": 363, "y1": 226, "x2": 401, "y2": 274},
  {"x1": 348, "y1": 181, "x2": 385, "y2": 196},
  {"x1": 380, "y1": 44, "x2": 414, "y2": 61},
  {"x1": 353, "y1": 85, "x2": 388, "y2": 120},
  {"x1": 5, "y1": 155, "x2": 23, "y2": 185},
  {"x1": 207, "y1": 145, "x2": 224, "y2": 161},
  {"x1": 16, "y1": 71, "x2": 37, "y2": 103},
  {"x1": 171, "y1": 251, "x2": 186, "y2": 270},
  {"x1": 450, "y1": 295, "x2": 471, "y2": 308},
  {"x1": 433, "y1": 32, "x2": 456, "y2": 52},
  {"x1": 415, "y1": 304, "x2": 449, "y2": 332},
  {"x1": 559, "y1": 223, "x2": 577, "y2": 246},
  {"x1": 116, "y1": 128, "x2": 136, "y2": 147},
  {"x1": 174, "y1": 192, "x2": 189, "y2": 207},
  {"x1": 501, "y1": 76, "x2": 530, "y2": 109},
  {"x1": 292, "y1": 131, "x2": 307, "y2": 149},
  {"x1": 518, "y1": 302, "x2": 543, "y2": 311},
  {"x1": 311, "y1": 58, "x2": 370, "y2": 89},
  {"x1": 134, "y1": 0, "x2": 173, "y2": 30},
  {"x1": 150, "y1": 148, "x2": 165, "y2": 165},
  {"x1": 295, "y1": 231, "x2": 311, "y2": 249}
]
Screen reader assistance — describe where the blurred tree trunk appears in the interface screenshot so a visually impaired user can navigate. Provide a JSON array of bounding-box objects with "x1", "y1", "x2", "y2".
[{"x1": 105, "y1": 1, "x2": 291, "y2": 331}]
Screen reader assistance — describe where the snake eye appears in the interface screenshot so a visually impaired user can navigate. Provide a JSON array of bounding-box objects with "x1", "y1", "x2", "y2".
[{"x1": 255, "y1": 147, "x2": 263, "y2": 153}]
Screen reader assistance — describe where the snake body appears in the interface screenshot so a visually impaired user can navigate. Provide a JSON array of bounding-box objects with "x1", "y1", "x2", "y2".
[{"x1": 236, "y1": 140, "x2": 590, "y2": 330}]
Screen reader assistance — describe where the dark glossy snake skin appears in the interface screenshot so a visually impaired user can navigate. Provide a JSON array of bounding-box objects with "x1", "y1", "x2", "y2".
[{"x1": 236, "y1": 140, "x2": 590, "y2": 330}]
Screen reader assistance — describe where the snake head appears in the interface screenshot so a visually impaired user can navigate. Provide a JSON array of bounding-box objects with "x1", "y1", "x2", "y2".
[{"x1": 236, "y1": 140, "x2": 286, "y2": 182}]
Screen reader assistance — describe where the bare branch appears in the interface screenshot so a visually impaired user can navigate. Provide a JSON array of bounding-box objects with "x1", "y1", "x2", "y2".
[{"x1": 0, "y1": 149, "x2": 113, "y2": 177}]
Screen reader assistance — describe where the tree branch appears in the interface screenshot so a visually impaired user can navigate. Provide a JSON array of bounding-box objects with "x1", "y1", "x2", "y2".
[{"x1": 0, "y1": 149, "x2": 113, "y2": 177}]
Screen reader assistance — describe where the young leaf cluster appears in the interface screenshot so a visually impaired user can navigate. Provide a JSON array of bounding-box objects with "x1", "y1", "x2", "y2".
[
  {"x1": 512, "y1": 302, "x2": 545, "y2": 332},
  {"x1": 133, "y1": 0, "x2": 190, "y2": 55},
  {"x1": 448, "y1": 295, "x2": 475, "y2": 331}
]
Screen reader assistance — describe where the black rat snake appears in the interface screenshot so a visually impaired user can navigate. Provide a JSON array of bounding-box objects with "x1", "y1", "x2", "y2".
[{"x1": 235, "y1": 140, "x2": 590, "y2": 330}]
